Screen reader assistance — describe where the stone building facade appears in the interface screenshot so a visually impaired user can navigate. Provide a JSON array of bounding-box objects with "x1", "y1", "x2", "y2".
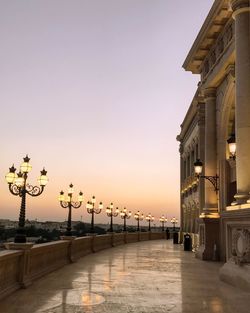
[{"x1": 177, "y1": 0, "x2": 250, "y2": 290}]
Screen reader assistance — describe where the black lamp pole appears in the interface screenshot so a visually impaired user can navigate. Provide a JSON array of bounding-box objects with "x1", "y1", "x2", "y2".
[
  {"x1": 120, "y1": 208, "x2": 131, "y2": 232},
  {"x1": 6, "y1": 155, "x2": 48, "y2": 243},
  {"x1": 106, "y1": 203, "x2": 119, "y2": 232},
  {"x1": 134, "y1": 211, "x2": 144, "y2": 232},
  {"x1": 87, "y1": 196, "x2": 103, "y2": 233},
  {"x1": 59, "y1": 184, "x2": 83, "y2": 236}
]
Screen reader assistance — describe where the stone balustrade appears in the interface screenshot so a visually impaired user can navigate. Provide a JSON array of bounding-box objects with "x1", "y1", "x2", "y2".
[{"x1": 0, "y1": 231, "x2": 166, "y2": 300}]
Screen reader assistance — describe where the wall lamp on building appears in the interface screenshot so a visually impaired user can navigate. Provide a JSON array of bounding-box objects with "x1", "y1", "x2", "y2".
[
  {"x1": 194, "y1": 159, "x2": 219, "y2": 193},
  {"x1": 59, "y1": 184, "x2": 83, "y2": 236},
  {"x1": 159, "y1": 215, "x2": 168, "y2": 232},
  {"x1": 134, "y1": 211, "x2": 144, "y2": 232},
  {"x1": 86, "y1": 196, "x2": 103, "y2": 233},
  {"x1": 170, "y1": 217, "x2": 178, "y2": 232},
  {"x1": 106, "y1": 203, "x2": 119, "y2": 232},
  {"x1": 227, "y1": 134, "x2": 236, "y2": 160},
  {"x1": 145, "y1": 213, "x2": 154, "y2": 232},
  {"x1": 5, "y1": 155, "x2": 48, "y2": 243},
  {"x1": 120, "y1": 207, "x2": 131, "y2": 232}
]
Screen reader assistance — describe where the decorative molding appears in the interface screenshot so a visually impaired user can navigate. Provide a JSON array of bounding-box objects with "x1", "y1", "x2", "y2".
[
  {"x1": 232, "y1": 228, "x2": 250, "y2": 264},
  {"x1": 225, "y1": 64, "x2": 235, "y2": 82},
  {"x1": 201, "y1": 21, "x2": 234, "y2": 81}
]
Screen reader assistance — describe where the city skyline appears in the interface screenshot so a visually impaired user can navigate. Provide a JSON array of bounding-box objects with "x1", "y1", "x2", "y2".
[{"x1": 0, "y1": 0, "x2": 214, "y2": 223}]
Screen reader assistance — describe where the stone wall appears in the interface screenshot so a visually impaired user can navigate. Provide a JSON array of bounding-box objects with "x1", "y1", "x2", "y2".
[{"x1": 0, "y1": 232, "x2": 165, "y2": 300}]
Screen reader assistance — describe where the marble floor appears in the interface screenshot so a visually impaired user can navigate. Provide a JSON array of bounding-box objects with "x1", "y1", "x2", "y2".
[{"x1": 0, "y1": 240, "x2": 250, "y2": 313}]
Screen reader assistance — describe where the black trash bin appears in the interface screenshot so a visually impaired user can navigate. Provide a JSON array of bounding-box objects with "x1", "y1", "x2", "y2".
[
  {"x1": 173, "y1": 232, "x2": 178, "y2": 244},
  {"x1": 184, "y1": 234, "x2": 192, "y2": 251}
]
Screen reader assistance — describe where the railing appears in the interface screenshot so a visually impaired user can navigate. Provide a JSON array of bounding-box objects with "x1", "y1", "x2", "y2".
[{"x1": 0, "y1": 231, "x2": 165, "y2": 300}]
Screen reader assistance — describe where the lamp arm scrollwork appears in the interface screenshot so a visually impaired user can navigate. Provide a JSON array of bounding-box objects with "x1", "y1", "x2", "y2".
[
  {"x1": 93, "y1": 208, "x2": 102, "y2": 214},
  {"x1": 199, "y1": 175, "x2": 219, "y2": 193},
  {"x1": 9, "y1": 184, "x2": 21, "y2": 196},
  {"x1": 71, "y1": 201, "x2": 82, "y2": 209},
  {"x1": 60, "y1": 201, "x2": 70, "y2": 208},
  {"x1": 26, "y1": 184, "x2": 44, "y2": 197}
]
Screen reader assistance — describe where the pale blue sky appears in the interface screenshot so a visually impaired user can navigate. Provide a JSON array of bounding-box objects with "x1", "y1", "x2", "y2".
[{"x1": 0, "y1": 0, "x2": 214, "y2": 224}]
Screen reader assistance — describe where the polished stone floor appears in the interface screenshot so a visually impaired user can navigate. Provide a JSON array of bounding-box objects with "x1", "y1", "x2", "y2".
[{"x1": 0, "y1": 240, "x2": 250, "y2": 313}]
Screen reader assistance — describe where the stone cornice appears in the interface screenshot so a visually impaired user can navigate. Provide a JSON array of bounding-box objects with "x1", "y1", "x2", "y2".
[
  {"x1": 183, "y1": 0, "x2": 232, "y2": 74},
  {"x1": 177, "y1": 88, "x2": 203, "y2": 142}
]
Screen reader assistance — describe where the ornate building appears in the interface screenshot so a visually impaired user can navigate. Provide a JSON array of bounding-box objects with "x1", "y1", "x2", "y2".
[{"x1": 177, "y1": 0, "x2": 250, "y2": 290}]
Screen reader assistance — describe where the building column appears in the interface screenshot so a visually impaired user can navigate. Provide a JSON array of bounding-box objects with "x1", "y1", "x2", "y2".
[
  {"x1": 231, "y1": 0, "x2": 250, "y2": 203},
  {"x1": 203, "y1": 88, "x2": 218, "y2": 214}
]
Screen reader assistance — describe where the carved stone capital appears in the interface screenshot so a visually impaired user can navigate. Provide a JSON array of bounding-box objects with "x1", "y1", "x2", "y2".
[
  {"x1": 203, "y1": 88, "x2": 217, "y2": 101},
  {"x1": 230, "y1": 0, "x2": 250, "y2": 11},
  {"x1": 230, "y1": 0, "x2": 250, "y2": 18}
]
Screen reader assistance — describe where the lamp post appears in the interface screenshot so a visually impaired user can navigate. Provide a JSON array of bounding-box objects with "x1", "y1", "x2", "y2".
[
  {"x1": 86, "y1": 196, "x2": 103, "y2": 233},
  {"x1": 5, "y1": 155, "x2": 48, "y2": 243},
  {"x1": 145, "y1": 213, "x2": 154, "y2": 232},
  {"x1": 159, "y1": 215, "x2": 167, "y2": 232},
  {"x1": 194, "y1": 159, "x2": 219, "y2": 193},
  {"x1": 134, "y1": 211, "x2": 144, "y2": 232},
  {"x1": 106, "y1": 203, "x2": 119, "y2": 232},
  {"x1": 59, "y1": 184, "x2": 83, "y2": 236},
  {"x1": 120, "y1": 207, "x2": 131, "y2": 232},
  {"x1": 171, "y1": 217, "x2": 178, "y2": 232}
]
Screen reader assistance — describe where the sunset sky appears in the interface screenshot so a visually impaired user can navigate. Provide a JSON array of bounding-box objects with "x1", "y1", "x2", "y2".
[{"x1": 0, "y1": 0, "x2": 213, "y2": 227}]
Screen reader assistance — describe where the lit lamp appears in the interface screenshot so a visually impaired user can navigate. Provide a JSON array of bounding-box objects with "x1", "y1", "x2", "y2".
[
  {"x1": 120, "y1": 207, "x2": 132, "y2": 232},
  {"x1": 86, "y1": 196, "x2": 103, "y2": 233},
  {"x1": 5, "y1": 155, "x2": 48, "y2": 243},
  {"x1": 106, "y1": 203, "x2": 119, "y2": 232},
  {"x1": 159, "y1": 215, "x2": 168, "y2": 232},
  {"x1": 170, "y1": 217, "x2": 178, "y2": 232},
  {"x1": 59, "y1": 184, "x2": 83, "y2": 236},
  {"x1": 145, "y1": 213, "x2": 154, "y2": 232},
  {"x1": 227, "y1": 134, "x2": 236, "y2": 160},
  {"x1": 134, "y1": 211, "x2": 144, "y2": 232},
  {"x1": 194, "y1": 159, "x2": 219, "y2": 193}
]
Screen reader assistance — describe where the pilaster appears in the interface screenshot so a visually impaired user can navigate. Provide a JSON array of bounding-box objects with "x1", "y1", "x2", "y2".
[
  {"x1": 230, "y1": 0, "x2": 250, "y2": 204},
  {"x1": 203, "y1": 87, "x2": 218, "y2": 213}
]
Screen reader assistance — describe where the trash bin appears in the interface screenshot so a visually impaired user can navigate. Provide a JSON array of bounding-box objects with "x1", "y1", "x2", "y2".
[
  {"x1": 184, "y1": 234, "x2": 192, "y2": 251},
  {"x1": 173, "y1": 232, "x2": 178, "y2": 244}
]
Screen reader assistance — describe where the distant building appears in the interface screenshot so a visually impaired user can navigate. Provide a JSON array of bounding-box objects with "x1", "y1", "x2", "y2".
[{"x1": 177, "y1": 0, "x2": 250, "y2": 290}]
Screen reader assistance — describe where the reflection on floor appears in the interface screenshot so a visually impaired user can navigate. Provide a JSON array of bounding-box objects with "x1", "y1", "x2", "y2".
[{"x1": 0, "y1": 240, "x2": 250, "y2": 313}]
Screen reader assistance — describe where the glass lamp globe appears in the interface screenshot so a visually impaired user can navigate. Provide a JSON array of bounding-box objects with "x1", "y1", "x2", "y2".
[
  {"x1": 194, "y1": 159, "x2": 203, "y2": 176},
  {"x1": 58, "y1": 191, "x2": 65, "y2": 202},
  {"x1": 38, "y1": 169, "x2": 48, "y2": 186},
  {"x1": 227, "y1": 134, "x2": 236, "y2": 158},
  {"x1": 78, "y1": 192, "x2": 84, "y2": 202},
  {"x1": 15, "y1": 173, "x2": 25, "y2": 187},
  {"x1": 20, "y1": 155, "x2": 32, "y2": 173},
  {"x1": 5, "y1": 165, "x2": 17, "y2": 184}
]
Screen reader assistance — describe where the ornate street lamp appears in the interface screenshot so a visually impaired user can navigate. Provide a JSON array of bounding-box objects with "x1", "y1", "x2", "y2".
[
  {"x1": 106, "y1": 203, "x2": 119, "y2": 232},
  {"x1": 134, "y1": 211, "x2": 144, "y2": 232},
  {"x1": 145, "y1": 213, "x2": 154, "y2": 232},
  {"x1": 159, "y1": 215, "x2": 168, "y2": 232},
  {"x1": 5, "y1": 155, "x2": 48, "y2": 243},
  {"x1": 120, "y1": 207, "x2": 131, "y2": 232},
  {"x1": 59, "y1": 184, "x2": 83, "y2": 236},
  {"x1": 194, "y1": 159, "x2": 219, "y2": 193},
  {"x1": 171, "y1": 217, "x2": 178, "y2": 232},
  {"x1": 227, "y1": 134, "x2": 236, "y2": 160},
  {"x1": 86, "y1": 196, "x2": 103, "y2": 233}
]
